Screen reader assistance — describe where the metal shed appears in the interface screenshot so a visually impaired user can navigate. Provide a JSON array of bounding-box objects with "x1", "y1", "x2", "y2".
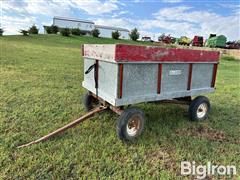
[
  {"x1": 95, "y1": 25, "x2": 130, "y2": 39},
  {"x1": 53, "y1": 16, "x2": 94, "y2": 35}
]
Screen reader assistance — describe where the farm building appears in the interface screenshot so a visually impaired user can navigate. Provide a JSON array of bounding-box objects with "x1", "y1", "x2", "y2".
[
  {"x1": 43, "y1": 17, "x2": 130, "y2": 39},
  {"x1": 95, "y1": 25, "x2": 130, "y2": 39},
  {"x1": 44, "y1": 16, "x2": 95, "y2": 35}
]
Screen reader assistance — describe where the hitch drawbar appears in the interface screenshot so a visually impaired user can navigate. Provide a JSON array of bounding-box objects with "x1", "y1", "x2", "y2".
[{"x1": 17, "y1": 106, "x2": 107, "y2": 148}]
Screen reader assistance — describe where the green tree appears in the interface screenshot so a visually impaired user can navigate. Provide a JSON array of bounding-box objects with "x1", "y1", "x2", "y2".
[
  {"x1": 71, "y1": 28, "x2": 81, "y2": 36},
  {"x1": 45, "y1": 25, "x2": 58, "y2": 34},
  {"x1": 0, "y1": 28, "x2": 3, "y2": 36},
  {"x1": 28, "y1": 24, "x2": 39, "y2": 34},
  {"x1": 112, "y1": 30, "x2": 120, "y2": 40},
  {"x1": 129, "y1": 28, "x2": 139, "y2": 41},
  {"x1": 60, "y1": 28, "x2": 70, "y2": 36},
  {"x1": 46, "y1": 26, "x2": 52, "y2": 34},
  {"x1": 51, "y1": 25, "x2": 59, "y2": 34},
  {"x1": 20, "y1": 29, "x2": 29, "y2": 36},
  {"x1": 91, "y1": 28, "x2": 100, "y2": 38}
]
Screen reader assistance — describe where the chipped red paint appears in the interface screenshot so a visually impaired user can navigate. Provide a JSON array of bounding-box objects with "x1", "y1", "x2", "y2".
[
  {"x1": 115, "y1": 44, "x2": 220, "y2": 63},
  {"x1": 211, "y1": 64, "x2": 218, "y2": 87},
  {"x1": 187, "y1": 63, "x2": 193, "y2": 90},
  {"x1": 118, "y1": 64, "x2": 124, "y2": 98},
  {"x1": 157, "y1": 64, "x2": 162, "y2": 94}
]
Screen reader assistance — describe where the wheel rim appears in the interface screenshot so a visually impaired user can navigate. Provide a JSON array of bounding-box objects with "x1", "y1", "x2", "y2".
[
  {"x1": 126, "y1": 115, "x2": 141, "y2": 137},
  {"x1": 197, "y1": 103, "x2": 208, "y2": 119}
]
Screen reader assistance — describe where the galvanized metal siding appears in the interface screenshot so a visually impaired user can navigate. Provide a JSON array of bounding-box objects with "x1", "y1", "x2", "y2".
[
  {"x1": 98, "y1": 61, "x2": 118, "y2": 98},
  {"x1": 82, "y1": 58, "x2": 118, "y2": 105},
  {"x1": 97, "y1": 28, "x2": 130, "y2": 39},
  {"x1": 122, "y1": 64, "x2": 158, "y2": 97},
  {"x1": 191, "y1": 64, "x2": 214, "y2": 89},
  {"x1": 83, "y1": 58, "x2": 95, "y2": 89},
  {"x1": 161, "y1": 64, "x2": 189, "y2": 93},
  {"x1": 54, "y1": 19, "x2": 94, "y2": 31}
]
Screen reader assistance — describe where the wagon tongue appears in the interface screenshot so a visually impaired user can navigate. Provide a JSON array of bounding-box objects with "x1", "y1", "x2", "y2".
[{"x1": 17, "y1": 106, "x2": 107, "y2": 148}]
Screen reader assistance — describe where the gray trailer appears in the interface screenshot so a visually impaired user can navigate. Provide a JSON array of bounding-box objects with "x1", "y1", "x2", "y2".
[{"x1": 82, "y1": 44, "x2": 220, "y2": 141}]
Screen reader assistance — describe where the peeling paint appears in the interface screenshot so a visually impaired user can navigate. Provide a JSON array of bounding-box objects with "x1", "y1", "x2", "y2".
[{"x1": 83, "y1": 44, "x2": 220, "y2": 63}]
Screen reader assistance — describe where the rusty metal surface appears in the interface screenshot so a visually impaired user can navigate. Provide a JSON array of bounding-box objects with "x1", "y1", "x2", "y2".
[
  {"x1": 18, "y1": 106, "x2": 107, "y2": 148},
  {"x1": 83, "y1": 44, "x2": 220, "y2": 63},
  {"x1": 115, "y1": 44, "x2": 220, "y2": 62},
  {"x1": 109, "y1": 106, "x2": 123, "y2": 115}
]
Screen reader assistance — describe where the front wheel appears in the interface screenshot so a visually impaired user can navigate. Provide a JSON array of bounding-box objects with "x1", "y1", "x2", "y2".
[
  {"x1": 188, "y1": 96, "x2": 210, "y2": 121},
  {"x1": 116, "y1": 107, "x2": 145, "y2": 141}
]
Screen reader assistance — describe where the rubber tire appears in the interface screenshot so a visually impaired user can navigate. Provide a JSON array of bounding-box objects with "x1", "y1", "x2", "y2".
[
  {"x1": 83, "y1": 92, "x2": 96, "y2": 111},
  {"x1": 188, "y1": 96, "x2": 210, "y2": 121},
  {"x1": 116, "y1": 107, "x2": 145, "y2": 141}
]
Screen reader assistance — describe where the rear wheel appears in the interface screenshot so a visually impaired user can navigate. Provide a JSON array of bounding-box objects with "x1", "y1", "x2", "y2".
[
  {"x1": 117, "y1": 107, "x2": 145, "y2": 141},
  {"x1": 188, "y1": 96, "x2": 210, "y2": 121},
  {"x1": 83, "y1": 92, "x2": 99, "y2": 111}
]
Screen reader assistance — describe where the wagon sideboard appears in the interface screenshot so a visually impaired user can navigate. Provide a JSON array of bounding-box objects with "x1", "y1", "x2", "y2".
[{"x1": 82, "y1": 44, "x2": 220, "y2": 106}]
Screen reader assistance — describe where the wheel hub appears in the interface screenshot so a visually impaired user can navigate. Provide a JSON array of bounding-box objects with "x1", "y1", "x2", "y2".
[
  {"x1": 126, "y1": 115, "x2": 141, "y2": 136},
  {"x1": 197, "y1": 103, "x2": 208, "y2": 118}
]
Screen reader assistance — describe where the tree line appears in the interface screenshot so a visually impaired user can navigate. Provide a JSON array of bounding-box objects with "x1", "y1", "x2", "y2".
[{"x1": 0, "y1": 25, "x2": 140, "y2": 41}]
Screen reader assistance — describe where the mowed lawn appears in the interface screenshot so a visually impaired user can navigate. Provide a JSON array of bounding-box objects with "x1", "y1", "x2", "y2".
[{"x1": 0, "y1": 35, "x2": 239, "y2": 179}]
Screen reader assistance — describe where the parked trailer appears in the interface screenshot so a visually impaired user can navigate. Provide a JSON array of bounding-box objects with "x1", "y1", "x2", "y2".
[
  {"x1": 226, "y1": 41, "x2": 240, "y2": 49},
  {"x1": 82, "y1": 44, "x2": 220, "y2": 141},
  {"x1": 158, "y1": 34, "x2": 175, "y2": 44},
  {"x1": 192, "y1": 36, "x2": 204, "y2": 47},
  {"x1": 178, "y1": 36, "x2": 191, "y2": 46},
  {"x1": 205, "y1": 35, "x2": 227, "y2": 48}
]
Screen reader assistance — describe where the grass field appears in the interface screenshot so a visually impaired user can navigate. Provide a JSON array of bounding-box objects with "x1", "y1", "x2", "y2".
[{"x1": 0, "y1": 35, "x2": 239, "y2": 179}]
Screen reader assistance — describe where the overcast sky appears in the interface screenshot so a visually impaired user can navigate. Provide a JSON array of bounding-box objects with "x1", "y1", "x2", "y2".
[{"x1": 1, "y1": 0, "x2": 240, "y2": 40}]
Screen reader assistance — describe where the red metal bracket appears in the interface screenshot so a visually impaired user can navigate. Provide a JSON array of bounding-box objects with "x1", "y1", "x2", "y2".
[
  {"x1": 187, "y1": 63, "x2": 193, "y2": 90},
  {"x1": 211, "y1": 63, "x2": 218, "y2": 88},
  {"x1": 118, "y1": 64, "x2": 124, "y2": 98},
  {"x1": 157, "y1": 64, "x2": 162, "y2": 94}
]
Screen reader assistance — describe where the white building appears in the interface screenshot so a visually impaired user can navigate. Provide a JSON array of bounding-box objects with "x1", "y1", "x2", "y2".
[
  {"x1": 43, "y1": 17, "x2": 130, "y2": 39},
  {"x1": 95, "y1": 25, "x2": 129, "y2": 39},
  {"x1": 53, "y1": 16, "x2": 94, "y2": 35}
]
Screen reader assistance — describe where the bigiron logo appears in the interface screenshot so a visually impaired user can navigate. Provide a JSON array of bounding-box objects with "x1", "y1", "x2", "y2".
[{"x1": 181, "y1": 161, "x2": 237, "y2": 179}]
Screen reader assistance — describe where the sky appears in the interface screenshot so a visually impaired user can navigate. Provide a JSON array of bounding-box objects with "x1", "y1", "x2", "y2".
[{"x1": 1, "y1": 0, "x2": 240, "y2": 41}]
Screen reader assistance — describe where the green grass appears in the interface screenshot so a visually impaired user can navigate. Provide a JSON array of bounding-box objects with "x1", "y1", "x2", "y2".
[{"x1": 0, "y1": 35, "x2": 239, "y2": 179}]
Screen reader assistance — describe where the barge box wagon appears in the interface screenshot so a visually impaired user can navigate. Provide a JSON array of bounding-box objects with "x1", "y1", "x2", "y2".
[{"x1": 82, "y1": 44, "x2": 220, "y2": 107}]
